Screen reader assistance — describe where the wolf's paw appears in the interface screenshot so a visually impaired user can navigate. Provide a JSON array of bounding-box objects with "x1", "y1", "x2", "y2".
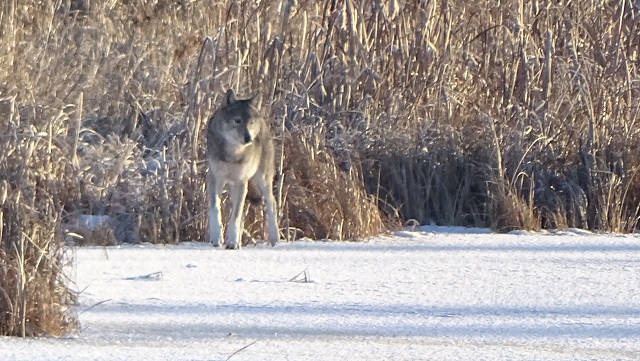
[
  {"x1": 225, "y1": 242, "x2": 239, "y2": 250},
  {"x1": 269, "y1": 238, "x2": 278, "y2": 247}
]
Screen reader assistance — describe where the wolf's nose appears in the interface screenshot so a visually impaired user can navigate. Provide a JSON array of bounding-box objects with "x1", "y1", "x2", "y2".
[{"x1": 244, "y1": 133, "x2": 253, "y2": 143}]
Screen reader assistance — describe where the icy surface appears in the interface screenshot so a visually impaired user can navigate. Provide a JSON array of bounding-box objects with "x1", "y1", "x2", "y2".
[{"x1": 2, "y1": 227, "x2": 640, "y2": 360}]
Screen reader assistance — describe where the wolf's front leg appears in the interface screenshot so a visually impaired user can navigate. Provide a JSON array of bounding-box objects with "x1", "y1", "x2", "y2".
[
  {"x1": 207, "y1": 170, "x2": 224, "y2": 247},
  {"x1": 226, "y1": 181, "x2": 248, "y2": 250}
]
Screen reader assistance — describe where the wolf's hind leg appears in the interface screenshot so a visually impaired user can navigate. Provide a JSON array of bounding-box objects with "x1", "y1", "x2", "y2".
[{"x1": 252, "y1": 175, "x2": 279, "y2": 246}]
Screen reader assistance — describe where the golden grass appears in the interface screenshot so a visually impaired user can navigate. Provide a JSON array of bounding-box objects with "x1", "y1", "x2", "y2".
[
  {"x1": 280, "y1": 127, "x2": 385, "y2": 241},
  {"x1": 1, "y1": 0, "x2": 639, "y2": 336},
  {"x1": 0, "y1": 95, "x2": 78, "y2": 336}
]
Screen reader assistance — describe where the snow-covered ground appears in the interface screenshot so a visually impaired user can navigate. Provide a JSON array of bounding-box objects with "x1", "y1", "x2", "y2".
[{"x1": 2, "y1": 226, "x2": 640, "y2": 360}]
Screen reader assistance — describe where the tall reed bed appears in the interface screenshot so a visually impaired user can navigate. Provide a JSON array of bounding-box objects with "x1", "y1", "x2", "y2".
[{"x1": 0, "y1": 94, "x2": 78, "y2": 336}]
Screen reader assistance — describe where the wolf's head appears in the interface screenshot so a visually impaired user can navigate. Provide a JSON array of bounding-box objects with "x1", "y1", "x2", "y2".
[{"x1": 210, "y1": 89, "x2": 262, "y2": 146}]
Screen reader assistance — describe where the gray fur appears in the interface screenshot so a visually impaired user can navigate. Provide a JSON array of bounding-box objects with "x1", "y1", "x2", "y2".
[{"x1": 206, "y1": 89, "x2": 279, "y2": 249}]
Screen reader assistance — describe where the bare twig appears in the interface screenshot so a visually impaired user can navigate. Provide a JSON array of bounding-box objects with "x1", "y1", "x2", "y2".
[{"x1": 226, "y1": 340, "x2": 259, "y2": 361}]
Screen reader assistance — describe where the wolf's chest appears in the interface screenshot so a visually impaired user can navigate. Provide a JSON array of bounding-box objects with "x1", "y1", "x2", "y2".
[{"x1": 208, "y1": 157, "x2": 260, "y2": 182}]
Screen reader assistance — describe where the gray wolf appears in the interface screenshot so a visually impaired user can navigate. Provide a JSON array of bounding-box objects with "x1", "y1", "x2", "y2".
[{"x1": 206, "y1": 89, "x2": 279, "y2": 249}]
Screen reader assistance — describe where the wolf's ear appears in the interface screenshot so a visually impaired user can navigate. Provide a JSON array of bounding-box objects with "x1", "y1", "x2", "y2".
[
  {"x1": 248, "y1": 92, "x2": 261, "y2": 108},
  {"x1": 224, "y1": 89, "x2": 237, "y2": 106}
]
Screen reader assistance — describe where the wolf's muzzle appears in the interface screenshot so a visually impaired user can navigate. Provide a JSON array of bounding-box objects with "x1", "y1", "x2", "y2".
[{"x1": 243, "y1": 133, "x2": 253, "y2": 144}]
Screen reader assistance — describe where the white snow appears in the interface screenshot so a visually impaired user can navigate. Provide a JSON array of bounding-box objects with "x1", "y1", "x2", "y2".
[{"x1": 2, "y1": 226, "x2": 640, "y2": 360}]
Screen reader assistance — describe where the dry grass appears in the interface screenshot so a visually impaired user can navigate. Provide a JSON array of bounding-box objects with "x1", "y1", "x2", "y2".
[
  {"x1": 1, "y1": 0, "x2": 639, "y2": 336},
  {"x1": 0, "y1": 95, "x2": 78, "y2": 336},
  {"x1": 280, "y1": 127, "x2": 385, "y2": 241}
]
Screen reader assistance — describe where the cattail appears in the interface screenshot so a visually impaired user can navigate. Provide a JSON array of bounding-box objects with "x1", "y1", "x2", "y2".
[
  {"x1": 281, "y1": 0, "x2": 297, "y2": 33},
  {"x1": 334, "y1": 3, "x2": 346, "y2": 30},
  {"x1": 345, "y1": 0, "x2": 358, "y2": 37},
  {"x1": 385, "y1": 0, "x2": 400, "y2": 20},
  {"x1": 262, "y1": 22, "x2": 272, "y2": 46},
  {"x1": 0, "y1": 180, "x2": 8, "y2": 206}
]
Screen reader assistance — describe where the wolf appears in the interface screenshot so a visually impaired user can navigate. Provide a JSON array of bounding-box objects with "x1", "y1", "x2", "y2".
[{"x1": 206, "y1": 89, "x2": 279, "y2": 249}]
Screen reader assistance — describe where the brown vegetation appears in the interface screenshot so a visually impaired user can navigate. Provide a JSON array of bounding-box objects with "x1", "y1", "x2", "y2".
[
  {"x1": 1, "y1": 0, "x2": 639, "y2": 336},
  {"x1": 0, "y1": 97, "x2": 78, "y2": 336}
]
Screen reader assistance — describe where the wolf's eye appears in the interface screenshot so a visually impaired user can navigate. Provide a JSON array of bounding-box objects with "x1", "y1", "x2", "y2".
[{"x1": 234, "y1": 118, "x2": 242, "y2": 125}]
